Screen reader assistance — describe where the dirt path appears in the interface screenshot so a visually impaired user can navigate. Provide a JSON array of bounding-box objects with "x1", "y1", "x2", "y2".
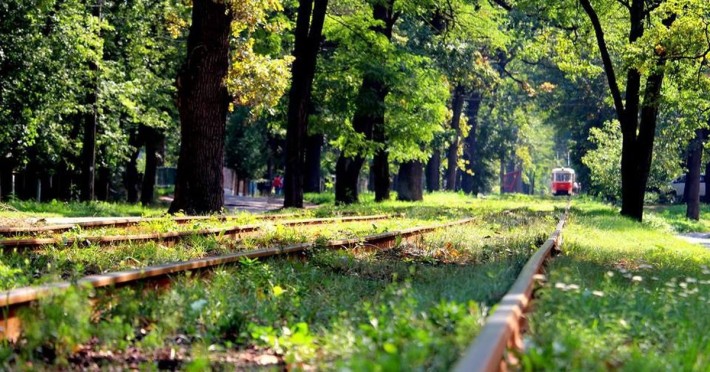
[{"x1": 677, "y1": 233, "x2": 710, "y2": 249}]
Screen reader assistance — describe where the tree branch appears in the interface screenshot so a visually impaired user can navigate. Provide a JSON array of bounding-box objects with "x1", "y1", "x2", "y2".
[
  {"x1": 579, "y1": 0, "x2": 625, "y2": 118},
  {"x1": 488, "y1": 0, "x2": 512, "y2": 11},
  {"x1": 615, "y1": 0, "x2": 631, "y2": 11}
]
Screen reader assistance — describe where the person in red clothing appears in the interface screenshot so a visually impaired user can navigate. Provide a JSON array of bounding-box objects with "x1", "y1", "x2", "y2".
[{"x1": 273, "y1": 175, "x2": 283, "y2": 196}]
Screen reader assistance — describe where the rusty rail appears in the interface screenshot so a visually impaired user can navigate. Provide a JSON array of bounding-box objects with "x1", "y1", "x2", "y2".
[
  {"x1": 0, "y1": 217, "x2": 475, "y2": 340},
  {"x1": 0, "y1": 213, "x2": 307, "y2": 236},
  {"x1": 0, "y1": 215, "x2": 390, "y2": 251},
  {"x1": 452, "y1": 202, "x2": 570, "y2": 372}
]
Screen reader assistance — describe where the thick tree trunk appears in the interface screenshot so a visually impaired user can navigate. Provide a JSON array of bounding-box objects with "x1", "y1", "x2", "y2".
[
  {"x1": 686, "y1": 129, "x2": 703, "y2": 220},
  {"x1": 425, "y1": 150, "x2": 441, "y2": 192},
  {"x1": 460, "y1": 92, "x2": 482, "y2": 194},
  {"x1": 283, "y1": 0, "x2": 328, "y2": 208},
  {"x1": 335, "y1": 155, "x2": 365, "y2": 204},
  {"x1": 304, "y1": 133, "x2": 323, "y2": 193},
  {"x1": 702, "y1": 128, "x2": 710, "y2": 204},
  {"x1": 619, "y1": 66, "x2": 666, "y2": 221},
  {"x1": 141, "y1": 126, "x2": 163, "y2": 205},
  {"x1": 445, "y1": 85, "x2": 465, "y2": 191},
  {"x1": 95, "y1": 167, "x2": 110, "y2": 201},
  {"x1": 169, "y1": 0, "x2": 231, "y2": 215},
  {"x1": 396, "y1": 161, "x2": 423, "y2": 201}
]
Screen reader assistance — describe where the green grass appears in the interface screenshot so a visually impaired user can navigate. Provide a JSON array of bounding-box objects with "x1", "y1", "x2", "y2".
[
  {"x1": 522, "y1": 198, "x2": 710, "y2": 370},
  {"x1": 644, "y1": 202, "x2": 710, "y2": 233},
  {"x1": 0, "y1": 199, "x2": 167, "y2": 219},
  {"x1": 1, "y1": 193, "x2": 563, "y2": 369},
  {"x1": 0, "y1": 217, "x2": 443, "y2": 291}
]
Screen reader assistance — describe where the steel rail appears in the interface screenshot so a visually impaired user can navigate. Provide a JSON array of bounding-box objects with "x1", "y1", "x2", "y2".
[
  {"x1": 0, "y1": 217, "x2": 475, "y2": 340},
  {"x1": 0, "y1": 213, "x2": 307, "y2": 236},
  {"x1": 453, "y1": 201, "x2": 570, "y2": 372},
  {"x1": 0, "y1": 215, "x2": 391, "y2": 251}
]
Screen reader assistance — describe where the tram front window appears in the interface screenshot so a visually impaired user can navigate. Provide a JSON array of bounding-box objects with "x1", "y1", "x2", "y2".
[{"x1": 555, "y1": 173, "x2": 572, "y2": 182}]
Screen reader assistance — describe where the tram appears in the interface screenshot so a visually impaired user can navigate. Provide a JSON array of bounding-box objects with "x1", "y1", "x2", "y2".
[{"x1": 551, "y1": 167, "x2": 576, "y2": 196}]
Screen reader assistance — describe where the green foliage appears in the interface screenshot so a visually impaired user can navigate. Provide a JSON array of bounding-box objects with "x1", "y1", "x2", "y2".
[
  {"x1": 582, "y1": 120, "x2": 622, "y2": 200},
  {"x1": 20, "y1": 287, "x2": 93, "y2": 365},
  {"x1": 522, "y1": 198, "x2": 710, "y2": 369},
  {"x1": 317, "y1": 0, "x2": 450, "y2": 161},
  {"x1": 583, "y1": 120, "x2": 683, "y2": 201},
  {"x1": 224, "y1": 108, "x2": 269, "y2": 179},
  {"x1": 0, "y1": 0, "x2": 189, "y2": 198}
]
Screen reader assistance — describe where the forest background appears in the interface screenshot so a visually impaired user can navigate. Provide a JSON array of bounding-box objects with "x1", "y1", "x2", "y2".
[{"x1": 1, "y1": 0, "x2": 709, "y2": 222}]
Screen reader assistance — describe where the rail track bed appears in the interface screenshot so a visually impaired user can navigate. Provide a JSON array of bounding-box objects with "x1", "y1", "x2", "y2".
[
  {"x1": 0, "y1": 214, "x2": 391, "y2": 250},
  {"x1": 0, "y1": 214, "x2": 414, "y2": 291},
  {"x1": 0, "y1": 196, "x2": 569, "y2": 370}
]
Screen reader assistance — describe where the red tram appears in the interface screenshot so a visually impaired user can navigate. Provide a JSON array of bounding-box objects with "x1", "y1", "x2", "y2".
[{"x1": 551, "y1": 167, "x2": 576, "y2": 196}]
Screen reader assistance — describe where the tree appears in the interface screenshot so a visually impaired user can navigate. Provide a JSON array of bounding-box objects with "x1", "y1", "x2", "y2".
[
  {"x1": 169, "y1": 0, "x2": 232, "y2": 214},
  {"x1": 283, "y1": 0, "x2": 329, "y2": 208},
  {"x1": 333, "y1": 0, "x2": 398, "y2": 204},
  {"x1": 500, "y1": 0, "x2": 710, "y2": 220},
  {"x1": 578, "y1": 0, "x2": 672, "y2": 220},
  {"x1": 170, "y1": 0, "x2": 291, "y2": 214}
]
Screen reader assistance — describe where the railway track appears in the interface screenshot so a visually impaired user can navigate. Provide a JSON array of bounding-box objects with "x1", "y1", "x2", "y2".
[
  {"x1": 0, "y1": 214, "x2": 391, "y2": 251},
  {"x1": 0, "y1": 213, "x2": 307, "y2": 236},
  {"x1": 0, "y1": 217, "x2": 475, "y2": 341},
  {"x1": 453, "y1": 199, "x2": 570, "y2": 372}
]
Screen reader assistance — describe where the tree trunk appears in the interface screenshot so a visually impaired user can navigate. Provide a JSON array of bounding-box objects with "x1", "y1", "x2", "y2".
[
  {"x1": 80, "y1": 0, "x2": 102, "y2": 202},
  {"x1": 373, "y1": 123, "x2": 390, "y2": 201},
  {"x1": 141, "y1": 126, "x2": 163, "y2": 205},
  {"x1": 396, "y1": 161, "x2": 423, "y2": 201},
  {"x1": 335, "y1": 155, "x2": 365, "y2": 204},
  {"x1": 169, "y1": 0, "x2": 231, "y2": 215},
  {"x1": 425, "y1": 150, "x2": 441, "y2": 192},
  {"x1": 95, "y1": 167, "x2": 110, "y2": 201},
  {"x1": 445, "y1": 85, "x2": 465, "y2": 191},
  {"x1": 686, "y1": 129, "x2": 703, "y2": 220},
  {"x1": 0, "y1": 162, "x2": 12, "y2": 201},
  {"x1": 283, "y1": 0, "x2": 328, "y2": 208},
  {"x1": 125, "y1": 149, "x2": 140, "y2": 203},
  {"x1": 460, "y1": 92, "x2": 482, "y2": 194},
  {"x1": 123, "y1": 127, "x2": 142, "y2": 204},
  {"x1": 619, "y1": 64, "x2": 666, "y2": 221},
  {"x1": 304, "y1": 133, "x2": 323, "y2": 193},
  {"x1": 702, "y1": 128, "x2": 710, "y2": 204}
]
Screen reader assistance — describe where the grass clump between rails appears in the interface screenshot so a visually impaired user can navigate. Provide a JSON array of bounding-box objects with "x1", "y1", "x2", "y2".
[
  {"x1": 0, "y1": 217, "x2": 436, "y2": 291},
  {"x1": 1, "y1": 198, "x2": 559, "y2": 370},
  {"x1": 309, "y1": 192, "x2": 567, "y2": 220},
  {"x1": 522, "y1": 199, "x2": 710, "y2": 370}
]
